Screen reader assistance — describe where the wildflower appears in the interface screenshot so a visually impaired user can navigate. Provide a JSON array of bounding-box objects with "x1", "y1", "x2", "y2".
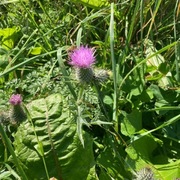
[
  {"x1": 69, "y1": 46, "x2": 96, "y2": 83},
  {"x1": 69, "y1": 45, "x2": 110, "y2": 84},
  {"x1": 69, "y1": 46, "x2": 95, "y2": 68},
  {"x1": 9, "y1": 94, "x2": 22, "y2": 105},
  {"x1": 9, "y1": 94, "x2": 26, "y2": 123}
]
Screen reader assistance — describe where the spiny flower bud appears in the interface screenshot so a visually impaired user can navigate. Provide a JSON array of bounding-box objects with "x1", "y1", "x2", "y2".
[
  {"x1": 9, "y1": 94, "x2": 26, "y2": 123},
  {"x1": 94, "y1": 69, "x2": 110, "y2": 83},
  {"x1": 134, "y1": 167, "x2": 155, "y2": 180}
]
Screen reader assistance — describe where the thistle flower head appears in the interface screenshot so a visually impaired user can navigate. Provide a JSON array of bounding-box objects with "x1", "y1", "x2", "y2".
[
  {"x1": 9, "y1": 94, "x2": 26, "y2": 123},
  {"x1": 9, "y1": 94, "x2": 22, "y2": 105},
  {"x1": 69, "y1": 46, "x2": 95, "y2": 68}
]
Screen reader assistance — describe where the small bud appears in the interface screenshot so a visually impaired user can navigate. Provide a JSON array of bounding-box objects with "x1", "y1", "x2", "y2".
[
  {"x1": 9, "y1": 94, "x2": 26, "y2": 123},
  {"x1": 94, "y1": 69, "x2": 110, "y2": 83},
  {"x1": 134, "y1": 167, "x2": 155, "y2": 180},
  {"x1": 9, "y1": 94, "x2": 22, "y2": 105}
]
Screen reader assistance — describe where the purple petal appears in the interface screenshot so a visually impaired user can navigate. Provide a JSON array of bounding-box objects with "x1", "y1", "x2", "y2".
[
  {"x1": 9, "y1": 94, "x2": 22, "y2": 105},
  {"x1": 69, "y1": 46, "x2": 95, "y2": 68}
]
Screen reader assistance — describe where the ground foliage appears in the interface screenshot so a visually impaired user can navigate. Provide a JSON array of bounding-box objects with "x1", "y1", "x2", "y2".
[{"x1": 0, "y1": 0, "x2": 180, "y2": 179}]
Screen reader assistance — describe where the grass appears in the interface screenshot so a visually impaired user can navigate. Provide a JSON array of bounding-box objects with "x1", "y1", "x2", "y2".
[{"x1": 0, "y1": 0, "x2": 180, "y2": 179}]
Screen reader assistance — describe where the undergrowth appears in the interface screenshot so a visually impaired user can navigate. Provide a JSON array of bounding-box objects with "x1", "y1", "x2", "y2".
[{"x1": 0, "y1": 0, "x2": 180, "y2": 179}]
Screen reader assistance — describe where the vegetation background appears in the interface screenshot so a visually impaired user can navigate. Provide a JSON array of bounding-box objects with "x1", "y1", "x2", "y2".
[{"x1": 0, "y1": 0, "x2": 179, "y2": 179}]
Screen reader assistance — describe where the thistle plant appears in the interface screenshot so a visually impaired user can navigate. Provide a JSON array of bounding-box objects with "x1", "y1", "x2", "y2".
[
  {"x1": 9, "y1": 94, "x2": 27, "y2": 123},
  {"x1": 69, "y1": 46, "x2": 95, "y2": 83},
  {"x1": 69, "y1": 45, "x2": 109, "y2": 84}
]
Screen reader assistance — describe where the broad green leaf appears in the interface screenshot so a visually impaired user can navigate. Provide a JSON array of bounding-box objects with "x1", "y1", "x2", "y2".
[
  {"x1": 0, "y1": 27, "x2": 20, "y2": 50},
  {"x1": 125, "y1": 132, "x2": 162, "y2": 171},
  {"x1": 148, "y1": 84, "x2": 164, "y2": 101},
  {"x1": 121, "y1": 110, "x2": 142, "y2": 136},
  {"x1": 155, "y1": 160, "x2": 180, "y2": 180},
  {"x1": 12, "y1": 94, "x2": 94, "y2": 180},
  {"x1": 71, "y1": 0, "x2": 109, "y2": 8},
  {"x1": 98, "y1": 167, "x2": 112, "y2": 180}
]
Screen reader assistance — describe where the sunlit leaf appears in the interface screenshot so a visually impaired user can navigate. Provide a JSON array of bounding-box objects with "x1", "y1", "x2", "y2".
[
  {"x1": 0, "y1": 27, "x2": 20, "y2": 50},
  {"x1": 71, "y1": 0, "x2": 109, "y2": 8},
  {"x1": 12, "y1": 94, "x2": 94, "y2": 180},
  {"x1": 145, "y1": 39, "x2": 173, "y2": 88},
  {"x1": 29, "y1": 47, "x2": 42, "y2": 55},
  {"x1": 155, "y1": 160, "x2": 180, "y2": 180}
]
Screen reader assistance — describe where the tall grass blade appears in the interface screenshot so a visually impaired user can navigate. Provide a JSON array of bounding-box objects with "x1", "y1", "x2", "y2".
[
  {"x1": 146, "y1": 0, "x2": 162, "y2": 39},
  {"x1": 76, "y1": 27, "x2": 83, "y2": 47},
  {"x1": 131, "y1": 114, "x2": 180, "y2": 143},
  {"x1": 23, "y1": 105, "x2": 50, "y2": 180},
  {"x1": 110, "y1": 3, "x2": 118, "y2": 128},
  {"x1": 0, "y1": 50, "x2": 57, "y2": 78},
  {"x1": 174, "y1": 0, "x2": 180, "y2": 82}
]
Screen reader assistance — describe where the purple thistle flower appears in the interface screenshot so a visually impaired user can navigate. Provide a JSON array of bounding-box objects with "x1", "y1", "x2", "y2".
[
  {"x1": 9, "y1": 94, "x2": 22, "y2": 105},
  {"x1": 9, "y1": 94, "x2": 26, "y2": 123},
  {"x1": 69, "y1": 46, "x2": 96, "y2": 68}
]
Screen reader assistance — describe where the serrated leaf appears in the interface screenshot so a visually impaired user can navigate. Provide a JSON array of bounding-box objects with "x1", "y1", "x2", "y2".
[{"x1": 12, "y1": 94, "x2": 94, "y2": 180}]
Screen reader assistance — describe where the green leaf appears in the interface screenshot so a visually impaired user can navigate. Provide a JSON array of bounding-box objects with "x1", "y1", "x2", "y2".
[
  {"x1": 0, "y1": 27, "x2": 20, "y2": 50},
  {"x1": 155, "y1": 160, "x2": 180, "y2": 180},
  {"x1": 29, "y1": 47, "x2": 42, "y2": 55},
  {"x1": 103, "y1": 95, "x2": 113, "y2": 105},
  {"x1": 86, "y1": 165, "x2": 98, "y2": 180},
  {"x1": 97, "y1": 135, "x2": 130, "y2": 180},
  {"x1": 121, "y1": 110, "x2": 142, "y2": 136},
  {"x1": 12, "y1": 94, "x2": 94, "y2": 180},
  {"x1": 158, "y1": 62, "x2": 171, "y2": 75},
  {"x1": 125, "y1": 131, "x2": 163, "y2": 173},
  {"x1": 71, "y1": 0, "x2": 110, "y2": 8},
  {"x1": 0, "y1": 54, "x2": 9, "y2": 69},
  {"x1": 0, "y1": 171, "x2": 12, "y2": 179}
]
